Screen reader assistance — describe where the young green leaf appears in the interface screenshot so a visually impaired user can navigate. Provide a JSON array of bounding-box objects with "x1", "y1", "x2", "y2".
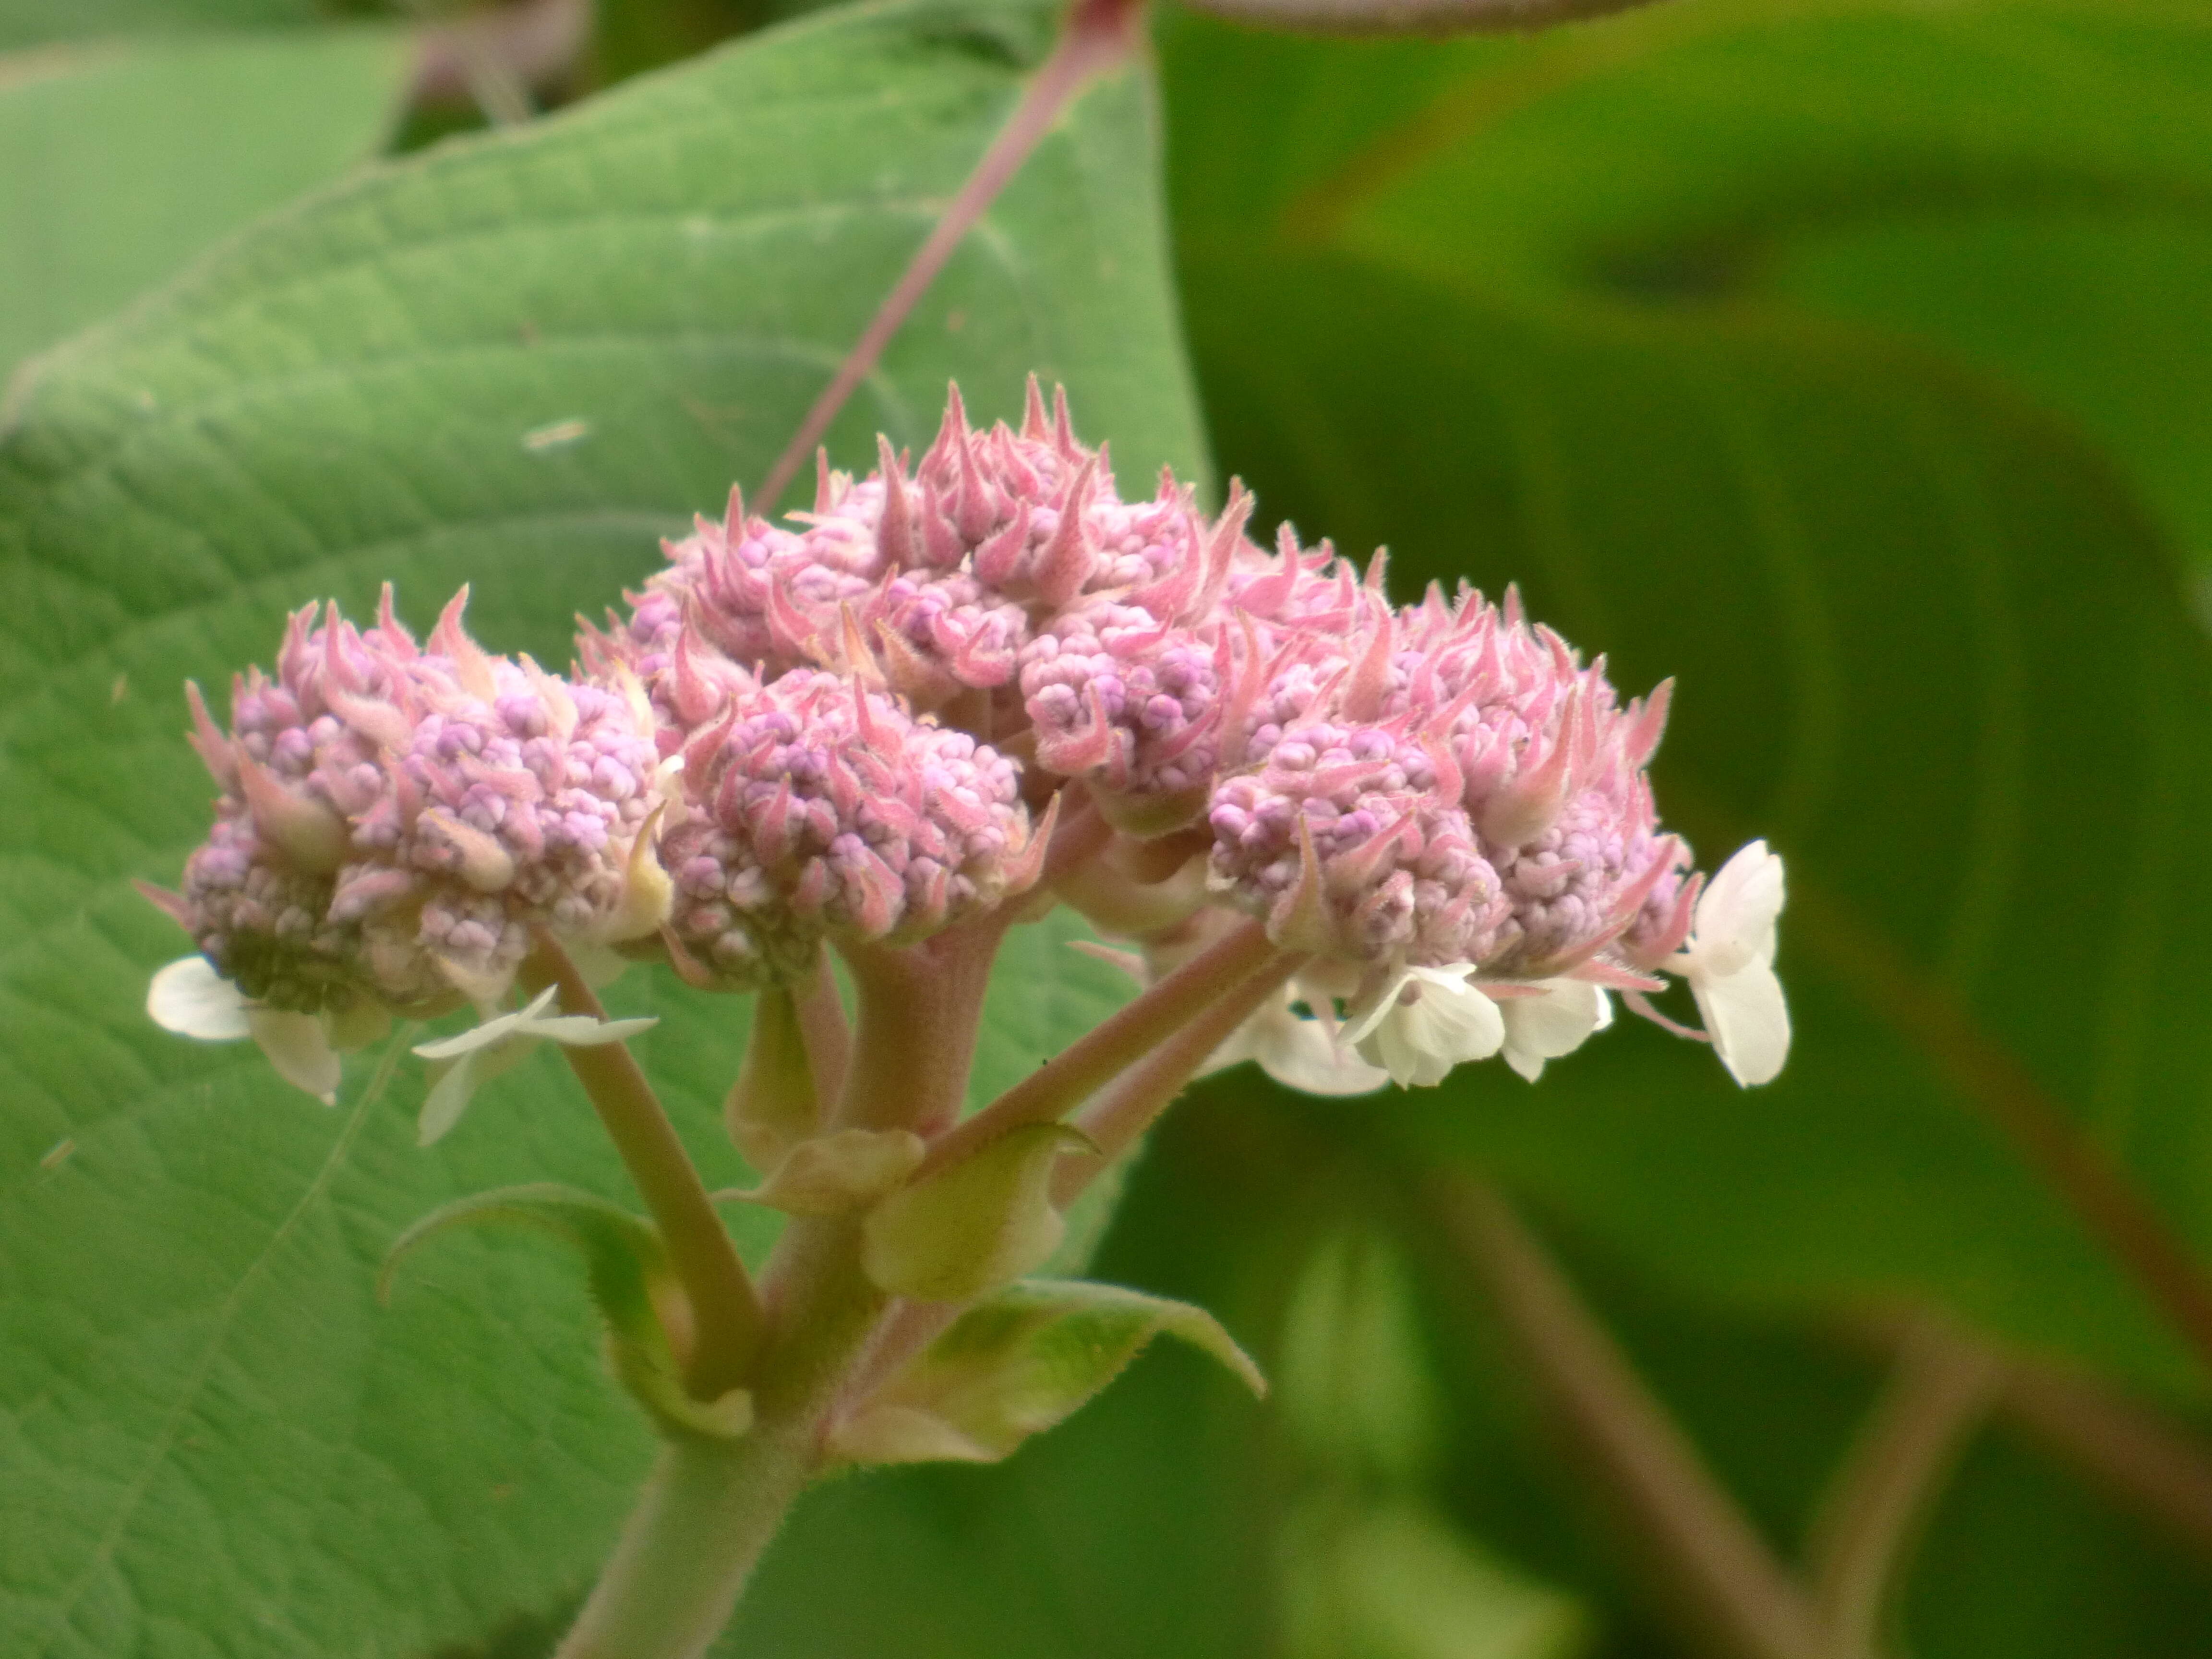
[
  {"x1": 383, "y1": 1182, "x2": 751, "y2": 1440},
  {"x1": 830, "y1": 1276, "x2": 1264, "y2": 1465},
  {"x1": 861, "y1": 1123, "x2": 1092, "y2": 1302}
]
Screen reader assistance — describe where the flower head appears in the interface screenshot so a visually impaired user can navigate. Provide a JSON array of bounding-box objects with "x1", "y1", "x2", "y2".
[
  {"x1": 659, "y1": 668, "x2": 1041, "y2": 987},
  {"x1": 148, "y1": 587, "x2": 672, "y2": 1096}
]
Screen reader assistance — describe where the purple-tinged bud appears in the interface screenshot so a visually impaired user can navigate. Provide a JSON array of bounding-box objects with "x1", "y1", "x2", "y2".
[
  {"x1": 168, "y1": 588, "x2": 671, "y2": 1019},
  {"x1": 659, "y1": 670, "x2": 1038, "y2": 986},
  {"x1": 1206, "y1": 720, "x2": 1508, "y2": 968}
]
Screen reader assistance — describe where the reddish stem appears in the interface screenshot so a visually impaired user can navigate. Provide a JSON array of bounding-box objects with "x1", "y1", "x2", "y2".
[
  {"x1": 791, "y1": 946, "x2": 850, "y2": 1110},
  {"x1": 915, "y1": 915, "x2": 1279, "y2": 1179},
  {"x1": 1053, "y1": 949, "x2": 1302, "y2": 1204},
  {"x1": 756, "y1": 0, "x2": 1144, "y2": 507}
]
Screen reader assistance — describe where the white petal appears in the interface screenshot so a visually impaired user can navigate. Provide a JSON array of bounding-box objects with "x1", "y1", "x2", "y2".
[
  {"x1": 1500, "y1": 979, "x2": 1611, "y2": 1083},
  {"x1": 147, "y1": 957, "x2": 251, "y2": 1042},
  {"x1": 1402, "y1": 976, "x2": 1505, "y2": 1065},
  {"x1": 417, "y1": 1052, "x2": 484, "y2": 1146},
  {"x1": 1690, "y1": 961, "x2": 1791, "y2": 1087},
  {"x1": 246, "y1": 1008, "x2": 342, "y2": 1105},
  {"x1": 526, "y1": 1012, "x2": 658, "y2": 1049},
  {"x1": 412, "y1": 986, "x2": 559, "y2": 1060},
  {"x1": 1252, "y1": 1014, "x2": 1391, "y2": 1098},
  {"x1": 417, "y1": 1031, "x2": 542, "y2": 1144},
  {"x1": 1343, "y1": 961, "x2": 1475, "y2": 1047},
  {"x1": 1357, "y1": 975, "x2": 1503, "y2": 1088},
  {"x1": 1691, "y1": 842, "x2": 1785, "y2": 976}
]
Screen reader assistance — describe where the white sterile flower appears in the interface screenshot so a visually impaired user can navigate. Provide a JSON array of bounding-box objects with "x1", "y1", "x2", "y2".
[
  {"x1": 148, "y1": 956, "x2": 251, "y2": 1041},
  {"x1": 148, "y1": 955, "x2": 344, "y2": 1105},
  {"x1": 1344, "y1": 962, "x2": 1505, "y2": 1089},
  {"x1": 1499, "y1": 979, "x2": 1613, "y2": 1083},
  {"x1": 1205, "y1": 984, "x2": 1390, "y2": 1098},
  {"x1": 1678, "y1": 840, "x2": 1790, "y2": 1087},
  {"x1": 413, "y1": 986, "x2": 658, "y2": 1146}
]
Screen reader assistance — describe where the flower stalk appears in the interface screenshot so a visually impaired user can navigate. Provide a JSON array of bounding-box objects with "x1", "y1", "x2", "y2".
[{"x1": 518, "y1": 935, "x2": 766, "y2": 1400}]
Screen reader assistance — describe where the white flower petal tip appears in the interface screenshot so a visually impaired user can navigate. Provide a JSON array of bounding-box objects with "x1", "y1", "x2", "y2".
[
  {"x1": 412, "y1": 986, "x2": 657, "y2": 1061},
  {"x1": 1500, "y1": 980, "x2": 1613, "y2": 1083},
  {"x1": 147, "y1": 957, "x2": 252, "y2": 1042},
  {"x1": 412, "y1": 988, "x2": 658, "y2": 1145},
  {"x1": 1349, "y1": 964, "x2": 1504, "y2": 1089},
  {"x1": 1679, "y1": 841, "x2": 1791, "y2": 1087},
  {"x1": 1692, "y1": 962, "x2": 1791, "y2": 1087},
  {"x1": 246, "y1": 1009, "x2": 341, "y2": 1106}
]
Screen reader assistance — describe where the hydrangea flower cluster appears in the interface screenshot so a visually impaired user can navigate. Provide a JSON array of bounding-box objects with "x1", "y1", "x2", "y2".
[
  {"x1": 152, "y1": 382, "x2": 1788, "y2": 1106},
  {"x1": 147, "y1": 588, "x2": 672, "y2": 1096}
]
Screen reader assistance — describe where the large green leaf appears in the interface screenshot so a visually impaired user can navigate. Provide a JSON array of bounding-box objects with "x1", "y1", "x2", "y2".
[
  {"x1": 0, "y1": 29, "x2": 408, "y2": 379},
  {"x1": 1160, "y1": 0, "x2": 2212, "y2": 1392},
  {"x1": 0, "y1": 0, "x2": 342, "y2": 50},
  {"x1": 0, "y1": 0, "x2": 1191, "y2": 1647}
]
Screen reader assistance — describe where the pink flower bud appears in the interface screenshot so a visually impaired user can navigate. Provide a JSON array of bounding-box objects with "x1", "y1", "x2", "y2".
[{"x1": 659, "y1": 669, "x2": 1037, "y2": 986}]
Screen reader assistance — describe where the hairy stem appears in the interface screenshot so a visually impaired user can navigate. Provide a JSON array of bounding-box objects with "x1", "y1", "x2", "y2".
[
  {"x1": 920, "y1": 915, "x2": 1279, "y2": 1178},
  {"x1": 755, "y1": 0, "x2": 1143, "y2": 506},
  {"x1": 792, "y1": 945, "x2": 850, "y2": 1108},
  {"x1": 553, "y1": 1423, "x2": 812, "y2": 1659},
  {"x1": 835, "y1": 923, "x2": 1003, "y2": 1137},
  {"x1": 1805, "y1": 1314, "x2": 2001, "y2": 1659},
  {"x1": 560, "y1": 1210, "x2": 890, "y2": 1659},
  {"x1": 1436, "y1": 1178, "x2": 1830, "y2": 1659},
  {"x1": 520, "y1": 934, "x2": 764, "y2": 1398}
]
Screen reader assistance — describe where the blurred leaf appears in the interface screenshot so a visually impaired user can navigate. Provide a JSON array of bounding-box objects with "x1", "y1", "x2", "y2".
[
  {"x1": 1278, "y1": 1227, "x2": 1443, "y2": 1482},
  {"x1": 1162, "y1": 0, "x2": 2212, "y2": 1392},
  {"x1": 1164, "y1": 0, "x2": 2212, "y2": 577},
  {"x1": 0, "y1": 0, "x2": 345, "y2": 49},
  {"x1": 1763, "y1": 214, "x2": 2212, "y2": 581},
  {"x1": 0, "y1": 0, "x2": 1192, "y2": 1647},
  {"x1": 1282, "y1": 1499, "x2": 1592, "y2": 1659},
  {"x1": 0, "y1": 29, "x2": 408, "y2": 379}
]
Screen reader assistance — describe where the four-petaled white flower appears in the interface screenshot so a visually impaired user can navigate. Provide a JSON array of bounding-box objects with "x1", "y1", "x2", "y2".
[
  {"x1": 1205, "y1": 980, "x2": 1391, "y2": 1098},
  {"x1": 1499, "y1": 978, "x2": 1613, "y2": 1083},
  {"x1": 413, "y1": 986, "x2": 658, "y2": 1145},
  {"x1": 1344, "y1": 962, "x2": 1505, "y2": 1088},
  {"x1": 1677, "y1": 839, "x2": 1790, "y2": 1086}
]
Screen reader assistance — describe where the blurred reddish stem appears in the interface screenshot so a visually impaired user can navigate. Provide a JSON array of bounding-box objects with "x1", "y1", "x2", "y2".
[
  {"x1": 757, "y1": 0, "x2": 1144, "y2": 506},
  {"x1": 1788, "y1": 880, "x2": 2212, "y2": 1383},
  {"x1": 1436, "y1": 1177, "x2": 1839, "y2": 1659},
  {"x1": 1841, "y1": 1313, "x2": 2212, "y2": 1568},
  {"x1": 1805, "y1": 1314, "x2": 2001, "y2": 1659}
]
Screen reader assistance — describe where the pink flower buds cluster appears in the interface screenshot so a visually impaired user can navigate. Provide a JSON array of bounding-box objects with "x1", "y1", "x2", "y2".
[
  {"x1": 155, "y1": 380, "x2": 1788, "y2": 1100},
  {"x1": 602, "y1": 384, "x2": 1249, "y2": 836},
  {"x1": 1208, "y1": 578, "x2": 1688, "y2": 985},
  {"x1": 659, "y1": 668, "x2": 1041, "y2": 988},
  {"x1": 162, "y1": 588, "x2": 670, "y2": 1021}
]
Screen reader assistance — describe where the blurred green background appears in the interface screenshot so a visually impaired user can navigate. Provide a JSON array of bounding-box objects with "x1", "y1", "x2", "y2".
[{"x1": 2, "y1": 0, "x2": 2209, "y2": 1654}]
